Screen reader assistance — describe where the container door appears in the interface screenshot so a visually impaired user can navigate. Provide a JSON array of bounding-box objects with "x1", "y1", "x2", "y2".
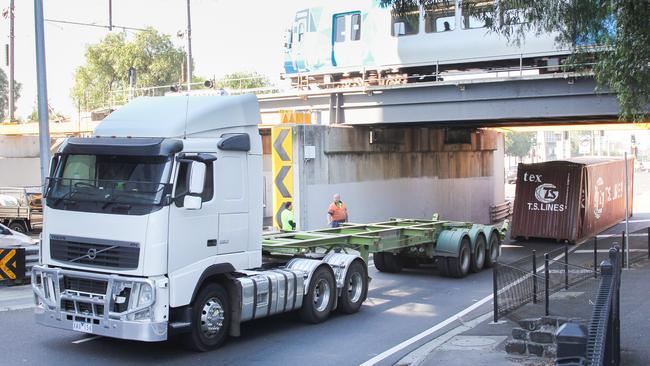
[{"x1": 332, "y1": 12, "x2": 363, "y2": 67}]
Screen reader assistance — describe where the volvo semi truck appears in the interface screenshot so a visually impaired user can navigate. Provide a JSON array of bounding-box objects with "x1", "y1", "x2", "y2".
[{"x1": 32, "y1": 94, "x2": 502, "y2": 351}]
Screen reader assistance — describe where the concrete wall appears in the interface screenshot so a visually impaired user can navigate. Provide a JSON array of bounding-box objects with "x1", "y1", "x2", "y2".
[
  {"x1": 0, "y1": 136, "x2": 40, "y2": 158},
  {"x1": 291, "y1": 125, "x2": 504, "y2": 230},
  {"x1": 0, "y1": 157, "x2": 41, "y2": 187}
]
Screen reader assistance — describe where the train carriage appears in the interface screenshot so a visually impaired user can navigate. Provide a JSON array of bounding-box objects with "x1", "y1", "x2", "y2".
[{"x1": 282, "y1": 0, "x2": 570, "y2": 87}]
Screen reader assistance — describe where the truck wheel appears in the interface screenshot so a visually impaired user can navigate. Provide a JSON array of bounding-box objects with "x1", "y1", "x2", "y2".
[
  {"x1": 9, "y1": 222, "x2": 27, "y2": 234},
  {"x1": 300, "y1": 266, "x2": 336, "y2": 323},
  {"x1": 373, "y1": 252, "x2": 403, "y2": 273},
  {"x1": 338, "y1": 260, "x2": 368, "y2": 314},
  {"x1": 446, "y1": 237, "x2": 471, "y2": 278},
  {"x1": 484, "y1": 232, "x2": 500, "y2": 268},
  {"x1": 470, "y1": 235, "x2": 486, "y2": 273},
  {"x1": 437, "y1": 257, "x2": 450, "y2": 277},
  {"x1": 185, "y1": 283, "x2": 230, "y2": 352}
]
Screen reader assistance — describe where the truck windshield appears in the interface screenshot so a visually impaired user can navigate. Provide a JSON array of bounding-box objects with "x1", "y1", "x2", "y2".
[{"x1": 45, "y1": 154, "x2": 173, "y2": 215}]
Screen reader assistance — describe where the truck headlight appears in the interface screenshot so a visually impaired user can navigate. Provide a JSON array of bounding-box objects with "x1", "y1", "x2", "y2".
[{"x1": 137, "y1": 283, "x2": 153, "y2": 307}]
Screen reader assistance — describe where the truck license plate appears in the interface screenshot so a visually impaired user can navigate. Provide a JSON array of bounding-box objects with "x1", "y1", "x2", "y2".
[{"x1": 72, "y1": 321, "x2": 93, "y2": 333}]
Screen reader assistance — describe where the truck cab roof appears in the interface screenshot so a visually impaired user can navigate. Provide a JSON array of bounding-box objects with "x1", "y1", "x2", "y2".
[{"x1": 94, "y1": 94, "x2": 261, "y2": 139}]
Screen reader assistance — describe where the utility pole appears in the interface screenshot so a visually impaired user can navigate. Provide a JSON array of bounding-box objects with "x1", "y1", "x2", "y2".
[
  {"x1": 108, "y1": 0, "x2": 112, "y2": 31},
  {"x1": 185, "y1": 0, "x2": 192, "y2": 91},
  {"x1": 34, "y1": 0, "x2": 50, "y2": 189},
  {"x1": 8, "y1": 0, "x2": 15, "y2": 121}
]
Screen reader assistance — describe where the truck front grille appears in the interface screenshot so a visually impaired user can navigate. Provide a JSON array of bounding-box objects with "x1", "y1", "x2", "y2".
[
  {"x1": 64, "y1": 276, "x2": 108, "y2": 294},
  {"x1": 50, "y1": 236, "x2": 139, "y2": 269}
]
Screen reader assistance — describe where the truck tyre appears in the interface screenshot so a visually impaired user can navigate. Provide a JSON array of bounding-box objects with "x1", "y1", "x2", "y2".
[
  {"x1": 470, "y1": 235, "x2": 486, "y2": 273},
  {"x1": 437, "y1": 257, "x2": 450, "y2": 277},
  {"x1": 300, "y1": 266, "x2": 336, "y2": 323},
  {"x1": 484, "y1": 232, "x2": 500, "y2": 268},
  {"x1": 338, "y1": 260, "x2": 368, "y2": 314},
  {"x1": 185, "y1": 283, "x2": 230, "y2": 352},
  {"x1": 9, "y1": 221, "x2": 27, "y2": 234},
  {"x1": 373, "y1": 252, "x2": 403, "y2": 273},
  {"x1": 446, "y1": 237, "x2": 471, "y2": 278}
]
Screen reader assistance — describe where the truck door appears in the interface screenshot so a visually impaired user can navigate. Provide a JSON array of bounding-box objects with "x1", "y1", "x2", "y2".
[
  {"x1": 168, "y1": 156, "x2": 219, "y2": 273},
  {"x1": 332, "y1": 11, "x2": 363, "y2": 67},
  {"x1": 213, "y1": 153, "x2": 249, "y2": 255}
]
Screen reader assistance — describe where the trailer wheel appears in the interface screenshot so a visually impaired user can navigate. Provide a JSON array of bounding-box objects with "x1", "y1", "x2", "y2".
[
  {"x1": 470, "y1": 235, "x2": 486, "y2": 273},
  {"x1": 446, "y1": 237, "x2": 471, "y2": 278},
  {"x1": 8, "y1": 221, "x2": 27, "y2": 234},
  {"x1": 437, "y1": 257, "x2": 450, "y2": 277},
  {"x1": 373, "y1": 252, "x2": 403, "y2": 273},
  {"x1": 185, "y1": 283, "x2": 230, "y2": 352},
  {"x1": 300, "y1": 266, "x2": 336, "y2": 323},
  {"x1": 484, "y1": 232, "x2": 500, "y2": 268},
  {"x1": 338, "y1": 260, "x2": 368, "y2": 314}
]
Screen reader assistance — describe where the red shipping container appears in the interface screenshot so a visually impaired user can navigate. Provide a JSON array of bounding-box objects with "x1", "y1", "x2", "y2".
[{"x1": 511, "y1": 158, "x2": 633, "y2": 243}]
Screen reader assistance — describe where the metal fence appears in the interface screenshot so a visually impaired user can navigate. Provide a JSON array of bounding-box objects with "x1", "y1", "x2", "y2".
[
  {"x1": 493, "y1": 244, "x2": 598, "y2": 322},
  {"x1": 555, "y1": 246, "x2": 622, "y2": 366}
]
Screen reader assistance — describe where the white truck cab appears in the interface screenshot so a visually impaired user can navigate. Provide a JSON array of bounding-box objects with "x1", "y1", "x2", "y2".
[{"x1": 32, "y1": 94, "x2": 368, "y2": 351}]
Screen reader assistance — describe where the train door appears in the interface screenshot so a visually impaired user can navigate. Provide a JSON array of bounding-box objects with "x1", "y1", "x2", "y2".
[
  {"x1": 331, "y1": 11, "x2": 363, "y2": 67},
  {"x1": 291, "y1": 10, "x2": 310, "y2": 71}
]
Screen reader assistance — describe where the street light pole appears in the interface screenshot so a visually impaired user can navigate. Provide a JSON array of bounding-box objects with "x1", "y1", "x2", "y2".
[
  {"x1": 9, "y1": 0, "x2": 15, "y2": 121},
  {"x1": 185, "y1": 0, "x2": 192, "y2": 91},
  {"x1": 34, "y1": 0, "x2": 50, "y2": 190}
]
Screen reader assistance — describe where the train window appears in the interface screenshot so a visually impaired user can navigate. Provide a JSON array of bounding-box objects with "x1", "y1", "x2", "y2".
[
  {"x1": 351, "y1": 13, "x2": 361, "y2": 41},
  {"x1": 391, "y1": 6, "x2": 419, "y2": 36},
  {"x1": 334, "y1": 15, "x2": 346, "y2": 42},
  {"x1": 425, "y1": 4, "x2": 455, "y2": 33},
  {"x1": 297, "y1": 22, "x2": 306, "y2": 42},
  {"x1": 461, "y1": 0, "x2": 492, "y2": 29}
]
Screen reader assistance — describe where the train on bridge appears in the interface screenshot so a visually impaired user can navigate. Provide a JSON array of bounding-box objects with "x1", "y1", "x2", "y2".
[{"x1": 282, "y1": 0, "x2": 570, "y2": 87}]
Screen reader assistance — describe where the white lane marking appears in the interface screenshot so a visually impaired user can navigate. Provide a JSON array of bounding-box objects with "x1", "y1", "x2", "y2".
[
  {"x1": 397, "y1": 312, "x2": 494, "y2": 366},
  {"x1": 360, "y1": 294, "x2": 492, "y2": 366},
  {"x1": 72, "y1": 335, "x2": 102, "y2": 344},
  {"x1": 574, "y1": 249, "x2": 648, "y2": 254},
  {"x1": 360, "y1": 248, "x2": 575, "y2": 366},
  {"x1": 596, "y1": 233, "x2": 647, "y2": 238}
]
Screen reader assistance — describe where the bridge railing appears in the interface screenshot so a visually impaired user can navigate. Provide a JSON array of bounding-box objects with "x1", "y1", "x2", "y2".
[{"x1": 103, "y1": 50, "x2": 597, "y2": 111}]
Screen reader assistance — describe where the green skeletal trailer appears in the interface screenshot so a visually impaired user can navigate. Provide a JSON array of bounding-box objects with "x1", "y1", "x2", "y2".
[{"x1": 262, "y1": 216, "x2": 509, "y2": 278}]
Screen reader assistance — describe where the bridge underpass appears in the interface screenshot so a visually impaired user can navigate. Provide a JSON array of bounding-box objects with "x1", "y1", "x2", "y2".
[{"x1": 258, "y1": 72, "x2": 642, "y2": 230}]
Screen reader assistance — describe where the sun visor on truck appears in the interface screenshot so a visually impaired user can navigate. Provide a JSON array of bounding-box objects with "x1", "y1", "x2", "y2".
[{"x1": 60, "y1": 137, "x2": 183, "y2": 156}]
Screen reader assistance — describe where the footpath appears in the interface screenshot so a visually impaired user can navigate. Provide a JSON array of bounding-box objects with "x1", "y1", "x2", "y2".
[{"x1": 397, "y1": 237, "x2": 650, "y2": 366}]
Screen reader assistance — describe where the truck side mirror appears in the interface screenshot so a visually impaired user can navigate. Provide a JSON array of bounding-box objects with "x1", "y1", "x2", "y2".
[{"x1": 188, "y1": 161, "x2": 206, "y2": 195}]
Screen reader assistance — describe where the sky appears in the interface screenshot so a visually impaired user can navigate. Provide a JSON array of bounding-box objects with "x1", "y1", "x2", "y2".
[{"x1": 0, "y1": 0, "x2": 302, "y2": 119}]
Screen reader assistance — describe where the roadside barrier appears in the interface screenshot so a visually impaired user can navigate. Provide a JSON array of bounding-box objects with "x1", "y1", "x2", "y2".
[
  {"x1": 493, "y1": 244, "x2": 598, "y2": 322},
  {"x1": 555, "y1": 246, "x2": 621, "y2": 366}
]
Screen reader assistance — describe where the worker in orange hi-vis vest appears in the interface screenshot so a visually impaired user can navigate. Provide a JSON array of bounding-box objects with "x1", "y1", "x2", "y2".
[{"x1": 327, "y1": 193, "x2": 348, "y2": 228}]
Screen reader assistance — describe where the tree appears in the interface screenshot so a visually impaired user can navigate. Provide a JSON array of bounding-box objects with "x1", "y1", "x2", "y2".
[
  {"x1": 0, "y1": 68, "x2": 22, "y2": 121},
  {"x1": 505, "y1": 131, "x2": 535, "y2": 161},
  {"x1": 71, "y1": 28, "x2": 185, "y2": 111},
  {"x1": 215, "y1": 71, "x2": 270, "y2": 90},
  {"x1": 380, "y1": 0, "x2": 650, "y2": 121}
]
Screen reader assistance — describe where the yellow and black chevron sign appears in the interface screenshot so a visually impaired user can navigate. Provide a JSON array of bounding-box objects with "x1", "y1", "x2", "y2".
[
  {"x1": 0, "y1": 248, "x2": 25, "y2": 281},
  {"x1": 272, "y1": 126, "x2": 294, "y2": 228}
]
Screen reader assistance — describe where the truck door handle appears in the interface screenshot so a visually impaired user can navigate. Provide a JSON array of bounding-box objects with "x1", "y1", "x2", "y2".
[{"x1": 207, "y1": 239, "x2": 217, "y2": 247}]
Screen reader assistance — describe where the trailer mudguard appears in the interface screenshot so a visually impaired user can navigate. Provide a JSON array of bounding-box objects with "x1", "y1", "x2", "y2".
[
  {"x1": 468, "y1": 225, "x2": 487, "y2": 254},
  {"x1": 434, "y1": 228, "x2": 471, "y2": 258}
]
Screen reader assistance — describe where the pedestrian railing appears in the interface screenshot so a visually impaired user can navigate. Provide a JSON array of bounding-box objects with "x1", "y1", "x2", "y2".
[
  {"x1": 493, "y1": 244, "x2": 598, "y2": 322},
  {"x1": 555, "y1": 246, "x2": 622, "y2": 366}
]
